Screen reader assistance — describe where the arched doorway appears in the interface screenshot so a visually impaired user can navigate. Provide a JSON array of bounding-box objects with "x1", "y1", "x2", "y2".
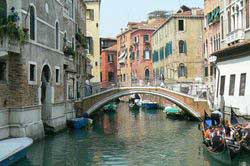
[
  {"x1": 41, "y1": 65, "x2": 52, "y2": 125},
  {"x1": 145, "y1": 68, "x2": 150, "y2": 82}
]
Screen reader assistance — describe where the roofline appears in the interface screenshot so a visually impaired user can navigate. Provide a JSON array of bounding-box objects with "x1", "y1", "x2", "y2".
[{"x1": 153, "y1": 14, "x2": 203, "y2": 35}]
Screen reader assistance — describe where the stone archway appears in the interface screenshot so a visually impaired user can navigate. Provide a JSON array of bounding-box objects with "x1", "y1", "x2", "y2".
[{"x1": 41, "y1": 65, "x2": 52, "y2": 126}]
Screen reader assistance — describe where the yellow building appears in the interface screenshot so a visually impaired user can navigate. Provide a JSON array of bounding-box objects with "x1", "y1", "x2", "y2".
[
  {"x1": 85, "y1": 0, "x2": 101, "y2": 88},
  {"x1": 152, "y1": 6, "x2": 204, "y2": 85}
]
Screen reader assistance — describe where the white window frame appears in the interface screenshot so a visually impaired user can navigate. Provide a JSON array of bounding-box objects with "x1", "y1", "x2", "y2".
[
  {"x1": 28, "y1": 61, "x2": 37, "y2": 85},
  {"x1": 55, "y1": 66, "x2": 60, "y2": 85}
]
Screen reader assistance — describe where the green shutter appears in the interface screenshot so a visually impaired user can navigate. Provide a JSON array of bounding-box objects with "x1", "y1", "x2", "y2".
[
  {"x1": 184, "y1": 41, "x2": 187, "y2": 53},
  {"x1": 170, "y1": 41, "x2": 172, "y2": 55}
]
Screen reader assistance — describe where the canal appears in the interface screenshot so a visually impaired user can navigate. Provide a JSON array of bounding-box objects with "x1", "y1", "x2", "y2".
[{"x1": 17, "y1": 102, "x2": 250, "y2": 166}]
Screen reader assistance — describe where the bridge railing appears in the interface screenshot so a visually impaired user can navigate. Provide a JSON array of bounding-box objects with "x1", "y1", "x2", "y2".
[{"x1": 84, "y1": 79, "x2": 209, "y2": 101}]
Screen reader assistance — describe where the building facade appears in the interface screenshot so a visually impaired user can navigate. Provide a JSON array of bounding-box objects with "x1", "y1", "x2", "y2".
[
  {"x1": 100, "y1": 44, "x2": 117, "y2": 89},
  {"x1": 100, "y1": 37, "x2": 117, "y2": 51},
  {"x1": 130, "y1": 29, "x2": 154, "y2": 85},
  {"x1": 117, "y1": 19, "x2": 165, "y2": 87},
  {"x1": 84, "y1": 0, "x2": 101, "y2": 92},
  {"x1": 152, "y1": 6, "x2": 204, "y2": 86},
  {"x1": 203, "y1": 0, "x2": 222, "y2": 91},
  {"x1": 0, "y1": 0, "x2": 89, "y2": 140},
  {"x1": 212, "y1": 0, "x2": 250, "y2": 116}
]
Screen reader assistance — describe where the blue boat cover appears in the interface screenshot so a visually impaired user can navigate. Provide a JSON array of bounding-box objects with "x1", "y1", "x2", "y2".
[{"x1": 205, "y1": 119, "x2": 212, "y2": 128}]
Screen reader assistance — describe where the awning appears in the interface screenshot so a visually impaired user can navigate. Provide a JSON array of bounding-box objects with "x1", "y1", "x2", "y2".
[{"x1": 118, "y1": 51, "x2": 126, "y2": 59}]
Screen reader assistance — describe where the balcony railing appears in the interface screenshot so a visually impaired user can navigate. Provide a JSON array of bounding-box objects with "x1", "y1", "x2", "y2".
[
  {"x1": 0, "y1": 36, "x2": 20, "y2": 54},
  {"x1": 226, "y1": 29, "x2": 245, "y2": 44}
]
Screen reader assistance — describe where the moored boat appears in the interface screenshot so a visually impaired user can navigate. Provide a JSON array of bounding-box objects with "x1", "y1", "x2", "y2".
[
  {"x1": 67, "y1": 117, "x2": 93, "y2": 129},
  {"x1": 164, "y1": 106, "x2": 184, "y2": 119},
  {"x1": 103, "y1": 102, "x2": 118, "y2": 112},
  {"x1": 0, "y1": 137, "x2": 33, "y2": 166},
  {"x1": 141, "y1": 100, "x2": 159, "y2": 110}
]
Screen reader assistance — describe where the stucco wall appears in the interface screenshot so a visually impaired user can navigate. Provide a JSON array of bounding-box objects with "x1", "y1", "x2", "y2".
[{"x1": 215, "y1": 55, "x2": 250, "y2": 115}]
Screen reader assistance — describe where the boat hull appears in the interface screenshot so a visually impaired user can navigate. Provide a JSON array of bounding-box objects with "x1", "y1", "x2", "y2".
[
  {"x1": 129, "y1": 103, "x2": 140, "y2": 111},
  {"x1": 0, "y1": 137, "x2": 33, "y2": 166},
  {"x1": 141, "y1": 103, "x2": 159, "y2": 109},
  {"x1": 204, "y1": 144, "x2": 235, "y2": 164},
  {"x1": 67, "y1": 118, "x2": 93, "y2": 129}
]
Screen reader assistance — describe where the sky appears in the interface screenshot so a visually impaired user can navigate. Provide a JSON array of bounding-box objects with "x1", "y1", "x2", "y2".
[{"x1": 100, "y1": 0, "x2": 204, "y2": 38}]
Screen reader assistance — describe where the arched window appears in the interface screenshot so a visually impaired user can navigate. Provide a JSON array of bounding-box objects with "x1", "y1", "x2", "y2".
[
  {"x1": 145, "y1": 69, "x2": 150, "y2": 81},
  {"x1": 55, "y1": 21, "x2": 59, "y2": 49},
  {"x1": 179, "y1": 40, "x2": 186, "y2": 53},
  {"x1": 178, "y1": 63, "x2": 187, "y2": 77},
  {"x1": 30, "y1": 5, "x2": 36, "y2": 40},
  {"x1": 0, "y1": 0, "x2": 7, "y2": 25}
]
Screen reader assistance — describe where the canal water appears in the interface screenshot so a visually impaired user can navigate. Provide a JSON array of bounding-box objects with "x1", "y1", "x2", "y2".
[{"x1": 17, "y1": 102, "x2": 250, "y2": 166}]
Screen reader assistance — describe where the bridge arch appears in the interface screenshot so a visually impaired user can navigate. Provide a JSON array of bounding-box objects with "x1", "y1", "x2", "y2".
[{"x1": 75, "y1": 87, "x2": 209, "y2": 121}]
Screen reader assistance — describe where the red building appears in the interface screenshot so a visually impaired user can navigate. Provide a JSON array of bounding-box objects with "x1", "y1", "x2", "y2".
[
  {"x1": 100, "y1": 44, "x2": 117, "y2": 89},
  {"x1": 130, "y1": 29, "x2": 155, "y2": 85}
]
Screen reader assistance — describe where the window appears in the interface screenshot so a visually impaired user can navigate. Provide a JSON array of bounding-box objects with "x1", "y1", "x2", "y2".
[
  {"x1": 210, "y1": 65, "x2": 214, "y2": 76},
  {"x1": 145, "y1": 69, "x2": 150, "y2": 81},
  {"x1": 123, "y1": 74, "x2": 126, "y2": 82},
  {"x1": 144, "y1": 34, "x2": 149, "y2": 42},
  {"x1": 220, "y1": 75, "x2": 225, "y2": 96},
  {"x1": 86, "y1": 37, "x2": 93, "y2": 54},
  {"x1": 86, "y1": 9, "x2": 94, "y2": 21},
  {"x1": 153, "y1": 51, "x2": 159, "y2": 62},
  {"x1": 134, "y1": 36, "x2": 139, "y2": 43},
  {"x1": 229, "y1": 74, "x2": 235, "y2": 96},
  {"x1": 28, "y1": 62, "x2": 37, "y2": 84},
  {"x1": 178, "y1": 64, "x2": 187, "y2": 77},
  {"x1": 205, "y1": 67, "x2": 208, "y2": 77},
  {"x1": 160, "y1": 47, "x2": 164, "y2": 60},
  {"x1": 0, "y1": 60, "x2": 6, "y2": 82},
  {"x1": 55, "y1": 21, "x2": 59, "y2": 49},
  {"x1": 246, "y1": 0, "x2": 249, "y2": 28},
  {"x1": 130, "y1": 52, "x2": 135, "y2": 60},
  {"x1": 221, "y1": 16, "x2": 224, "y2": 39},
  {"x1": 239, "y1": 73, "x2": 246, "y2": 96},
  {"x1": 228, "y1": 11, "x2": 231, "y2": 33},
  {"x1": 95, "y1": 62, "x2": 98, "y2": 66},
  {"x1": 179, "y1": 40, "x2": 187, "y2": 53},
  {"x1": 144, "y1": 50, "x2": 151, "y2": 60},
  {"x1": 178, "y1": 20, "x2": 184, "y2": 31},
  {"x1": 72, "y1": 37, "x2": 75, "y2": 50},
  {"x1": 30, "y1": 5, "x2": 36, "y2": 40},
  {"x1": 136, "y1": 50, "x2": 139, "y2": 60},
  {"x1": 55, "y1": 67, "x2": 60, "y2": 84},
  {"x1": 108, "y1": 72, "x2": 114, "y2": 82},
  {"x1": 108, "y1": 54, "x2": 114, "y2": 63},
  {"x1": 0, "y1": 0, "x2": 7, "y2": 25}
]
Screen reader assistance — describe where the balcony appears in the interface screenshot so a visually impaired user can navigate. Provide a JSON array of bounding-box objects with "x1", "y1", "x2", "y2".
[
  {"x1": 0, "y1": 36, "x2": 20, "y2": 55},
  {"x1": 226, "y1": 29, "x2": 245, "y2": 44}
]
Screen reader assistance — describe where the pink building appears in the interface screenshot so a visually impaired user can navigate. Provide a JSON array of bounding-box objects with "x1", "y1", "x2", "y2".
[{"x1": 130, "y1": 29, "x2": 155, "y2": 85}]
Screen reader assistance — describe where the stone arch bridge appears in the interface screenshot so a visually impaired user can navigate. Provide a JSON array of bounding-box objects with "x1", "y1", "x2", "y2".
[{"x1": 74, "y1": 87, "x2": 210, "y2": 121}]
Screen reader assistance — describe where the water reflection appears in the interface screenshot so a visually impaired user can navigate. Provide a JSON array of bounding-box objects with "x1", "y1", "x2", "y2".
[{"x1": 17, "y1": 102, "x2": 250, "y2": 166}]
